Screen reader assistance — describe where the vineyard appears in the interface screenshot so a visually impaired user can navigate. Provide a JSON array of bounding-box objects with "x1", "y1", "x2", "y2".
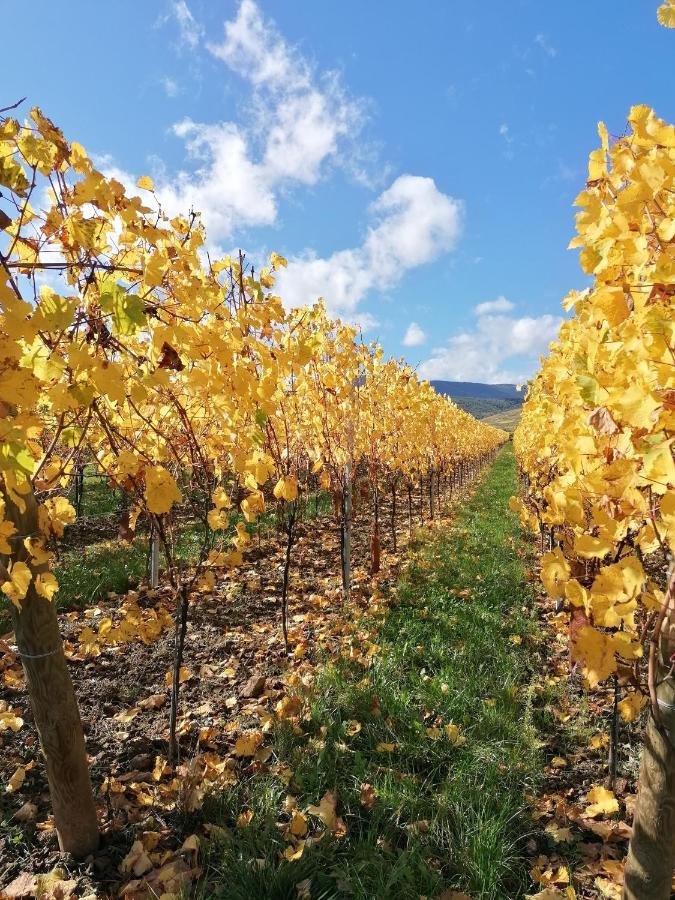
[{"x1": 1, "y1": 3, "x2": 674, "y2": 900}]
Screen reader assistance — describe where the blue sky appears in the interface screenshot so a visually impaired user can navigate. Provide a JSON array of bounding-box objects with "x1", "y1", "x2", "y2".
[{"x1": 5, "y1": 0, "x2": 673, "y2": 382}]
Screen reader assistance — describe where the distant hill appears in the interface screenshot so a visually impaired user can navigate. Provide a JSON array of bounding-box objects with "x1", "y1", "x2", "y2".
[
  {"x1": 482, "y1": 406, "x2": 522, "y2": 433},
  {"x1": 429, "y1": 381, "x2": 523, "y2": 420},
  {"x1": 451, "y1": 396, "x2": 521, "y2": 419},
  {"x1": 430, "y1": 381, "x2": 522, "y2": 401}
]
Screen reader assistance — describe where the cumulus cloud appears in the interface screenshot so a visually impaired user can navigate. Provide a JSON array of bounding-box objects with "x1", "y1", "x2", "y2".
[
  {"x1": 402, "y1": 322, "x2": 427, "y2": 347},
  {"x1": 100, "y1": 1, "x2": 462, "y2": 322},
  {"x1": 144, "y1": 0, "x2": 367, "y2": 241},
  {"x1": 418, "y1": 299, "x2": 561, "y2": 384},
  {"x1": 473, "y1": 296, "x2": 514, "y2": 316},
  {"x1": 274, "y1": 175, "x2": 462, "y2": 317}
]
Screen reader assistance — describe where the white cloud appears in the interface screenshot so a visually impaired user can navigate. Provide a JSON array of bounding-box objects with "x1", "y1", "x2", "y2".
[
  {"x1": 144, "y1": 0, "x2": 367, "y2": 241},
  {"x1": 535, "y1": 33, "x2": 557, "y2": 58},
  {"x1": 402, "y1": 321, "x2": 427, "y2": 347},
  {"x1": 162, "y1": 76, "x2": 179, "y2": 98},
  {"x1": 208, "y1": 0, "x2": 307, "y2": 89},
  {"x1": 171, "y1": 0, "x2": 203, "y2": 48},
  {"x1": 473, "y1": 296, "x2": 514, "y2": 316},
  {"x1": 499, "y1": 122, "x2": 515, "y2": 159},
  {"x1": 418, "y1": 301, "x2": 561, "y2": 384},
  {"x1": 274, "y1": 175, "x2": 462, "y2": 317},
  {"x1": 100, "y1": 0, "x2": 461, "y2": 321}
]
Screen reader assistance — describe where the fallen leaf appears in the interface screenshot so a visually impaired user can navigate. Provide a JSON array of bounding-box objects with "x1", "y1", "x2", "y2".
[
  {"x1": 6, "y1": 766, "x2": 26, "y2": 794},
  {"x1": 234, "y1": 731, "x2": 263, "y2": 757},
  {"x1": 165, "y1": 666, "x2": 193, "y2": 686},
  {"x1": 585, "y1": 785, "x2": 619, "y2": 818},
  {"x1": 284, "y1": 840, "x2": 305, "y2": 861},
  {"x1": 237, "y1": 809, "x2": 254, "y2": 827},
  {"x1": 138, "y1": 693, "x2": 166, "y2": 710},
  {"x1": 359, "y1": 783, "x2": 377, "y2": 809},
  {"x1": 113, "y1": 706, "x2": 141, "y2": 723},
  {"x1": 289, "y1": 810, "x2": 308, "y2": 837},
  {"x1": 120, "y1": 840, "x2": 153, "y2": 877},
  {"x1": 307, "y1": 790, "x2": 338, "y2": 830},
  {"x1": 1, "y1": 872, "x2": 37, "y2": 898}
]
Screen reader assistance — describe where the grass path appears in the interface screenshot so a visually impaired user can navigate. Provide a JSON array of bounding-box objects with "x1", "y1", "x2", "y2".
[{"x1": 203, "y1": 446, "x2": 541, "y2": 900}]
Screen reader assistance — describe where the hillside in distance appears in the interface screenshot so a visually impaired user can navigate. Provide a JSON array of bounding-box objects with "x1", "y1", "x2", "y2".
[
  {"x1": 430, "y1": 381, "x2": 522, "y2": 400},
  {"x1": 429, "y1": 381, "x2": 523, "y2": 419},
  {"x1": 482, "y1": 406, "x2": 523, "y2": 433}
]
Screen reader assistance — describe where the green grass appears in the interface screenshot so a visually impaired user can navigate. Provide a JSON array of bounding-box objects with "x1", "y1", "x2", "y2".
[
  {"x1": 200, "y1": 446, "x2": 542, "y2": 900},
  {"x1": 68, "y1": 466, "x2": 121, "y2": 519}
]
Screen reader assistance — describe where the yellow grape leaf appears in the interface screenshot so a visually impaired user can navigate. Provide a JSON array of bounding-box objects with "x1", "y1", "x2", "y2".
[
  {"x1": 574, "y1": 534, "x2": 613, "y2": 560},
  {"x1": 289, "y1": 810, "x2": 308, "y2": 837},
  {"x1": 34, "y1": 572, "x2": 58, "y2": 601},
  {"x1": 144, "y1": 465, "x2": 182, "y2": 514},
  {"x1": 23, "y1": 537, "x2": 50, "y2": 565},
  {"x1": 444, "y1": 723, "x2": 466, "y2": 745},
  {"x1": 0, "y1": 518, "x2": 17, "y2": 553},
  {"x1": 273, "y1": 476, "x2": 298, "y2": 502},
  {"x1": 237, "y1": 809, "x2": 254, "y2": 827},
  {"x1": 207, "y1": 508, "x2": 229, "y2": 531},
  {"x1": 6, "y1": 765, "x2": 26, "y2": 793},
  {"x1": 144, "y1": 250, "x2": 168, "y2": 287},
  {"x1": 525, "y1": 891, "x2": 571, "y2": 900},
  {"x1": 307, "y1": 789, "x2": 338, "y2": 830},
  {"x1": 40, "y1": 496, "x2": 76, "y2": 538},
  {"x1": 617, "y1": 692, "x2": 646, "y2": 723},
  {"x1": 545, "y1": 822, "x2": 574, "y2": 843},
  {"x1": 375, "y1": 741, "x2": 396, "y2": 752},
  {"x1": 114, "y1": 706, "x2": 141, "y2": 723},
  {"x1": 573, "y1": 626, "x2": 617, "y2": 688},
  {"x1": 234, "y1": 730, "x2": 263, "y2": 757},
  {"x1": 0, "y1": 710, "x2": 24, "y2": 732},
  {"x1": 585, "y1": 785, "x2": 619, "y2": 818},
  {"x1": 283, "y1": 840, "x2": 305, "y2": 861},
  {"x1": 211, "y1": 486, "x2": 232, "y2": 510},
  {"x1": 1, "y1": 561, "x2": 32, "y2": 608},
  {"x1": 594, "y1": 878, "x2": 621, "y2": 899},
  {"x1": 120, "y1": 839, "x2": 153, "y2": 877},
  {"x1": 541, "y1": 549, "x2": 571, "y2": 599},
  {"x1": 137, "y1": 175, "x2": 155, "y2": 191},
  {"x1": 165, "y1": 666, "x2": 192, "y2": 686},
  {"x1": 657, "y1": 0, "x2": 675, "y2": 28}
]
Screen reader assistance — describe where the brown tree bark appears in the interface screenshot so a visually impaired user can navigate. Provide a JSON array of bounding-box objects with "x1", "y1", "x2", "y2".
[
  {"x1": 371, "y1": 481, "x2": 380, "y2": 575},
  {"x1": 2, "y1": 483, "x2": 99, "y2": 858},
  {"x1": 623, "y1": 580, "x2": 675, "y2": 900},
  {"x1": 390, "y1": 480, "x2": 397, "y2": 553}
]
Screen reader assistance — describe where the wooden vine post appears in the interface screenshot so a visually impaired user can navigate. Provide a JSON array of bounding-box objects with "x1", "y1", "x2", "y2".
[
  {"x1": 341, "y1": 461, "x2": 352, "y2": 603},
  {"x1": 1, "y1": 483, "x2": 99, "y2": 858},
  {"x1": 623, "y1": 566, "x2": 675, "y2": 900}
]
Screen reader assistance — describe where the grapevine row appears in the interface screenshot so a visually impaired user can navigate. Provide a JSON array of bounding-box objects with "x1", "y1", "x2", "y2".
[
  {"x1": 512, "y1": 105, "x2": 675, "y2": 898},
  {"x1": 0, "y1": 107, "x2": 506, "y2": 856}
]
